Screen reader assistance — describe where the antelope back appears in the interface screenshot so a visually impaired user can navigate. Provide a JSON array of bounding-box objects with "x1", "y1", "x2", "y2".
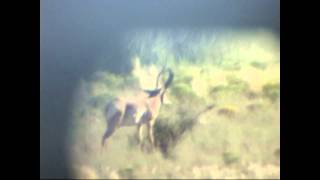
[{"x1": 105, "y1": 99, "x2": 125, "y2": 121}]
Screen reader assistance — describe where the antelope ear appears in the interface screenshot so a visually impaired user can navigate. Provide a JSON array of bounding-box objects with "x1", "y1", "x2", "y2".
[{"x1": 143, "y1": 89, "x2": 161, "y2": 97}]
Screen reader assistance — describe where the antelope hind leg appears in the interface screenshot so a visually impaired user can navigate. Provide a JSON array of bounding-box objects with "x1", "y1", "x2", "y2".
[{"x1": 101, "y1": 111, "x2": 121, "y2": 147}]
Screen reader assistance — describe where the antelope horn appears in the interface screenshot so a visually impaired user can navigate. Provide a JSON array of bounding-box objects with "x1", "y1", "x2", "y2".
[
  {"x1": 156, "y1": 66, "x2": 166, "y2": 89},
  {"x1": 164, "y1": 68, "x2": 174, "y2": 89}
]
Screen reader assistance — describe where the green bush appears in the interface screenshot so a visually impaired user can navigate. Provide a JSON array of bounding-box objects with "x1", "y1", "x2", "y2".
[
  {"x1": 118, "y1": 168, "x2": 135, "y2": 179},
  {"x1": 154, "y1": 108, "x2": 203, "y2": 158},
  {"x1": 262, "y1": 83, "x2": 280, "y2": 102},
  {"x1": 226, "y1": 76, "x2": 250, "y2": 93},
  {"x1": 250, "y1": 61, "x2": 268, "y2": 70},
  {"x1": 209, "y1": 77, "x2": 249, "y2": 96},
  {"x1": 171, "y1": 83, "x2": 194, "y2": 97},
  {"x1": 223, "y1": 152, "x2": 240, "y2": 165}
]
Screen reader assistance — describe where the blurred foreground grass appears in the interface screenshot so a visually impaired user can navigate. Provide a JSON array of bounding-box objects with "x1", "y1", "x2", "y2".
[{"x1": 69, "y1": 30, "x2": 280, "y2": 179}]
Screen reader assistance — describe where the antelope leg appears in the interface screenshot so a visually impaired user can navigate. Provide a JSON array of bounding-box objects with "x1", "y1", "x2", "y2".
[
  {"x1": 137, "y1": 124, "x2": 144, "y2": 150},
  {"x1": 101, "y1": 111, "x2": 121, "y2": 147},
  {"x1": 147, "y1": 122, "x2": 155, "y2": 149}
]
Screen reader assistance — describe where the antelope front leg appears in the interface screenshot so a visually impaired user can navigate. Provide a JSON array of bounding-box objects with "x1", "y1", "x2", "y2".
[
  {"x1": 147, "y1": 121, "x2": 156, "y2": 150},
  {"x1": 137, "y1": 124, "x2": 144, "y2": 150}
]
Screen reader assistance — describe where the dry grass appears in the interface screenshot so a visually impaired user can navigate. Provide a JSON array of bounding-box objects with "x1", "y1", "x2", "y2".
[{"x1": 68, "y1": 30, "x2": 280, "y2": 179}]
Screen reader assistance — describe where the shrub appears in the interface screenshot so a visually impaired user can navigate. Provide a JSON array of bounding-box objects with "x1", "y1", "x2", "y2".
[
  {"x1": 223, "y1": 152, "x2": 239, "y2": 166},
  {"x1": 245, "y1": 91, "x2": 259, "y2": 100},
  {"x1": 226, "y1": 76, "x2": 250, "y2": 93},
  {"x1": 262, "y1": 83, "x2": 280, "y2": 102},
  {"x1": 154, "y1": 109, "x2": 203, "y2": 158},
  {"x1": 217, "y1": 108, "x2": 237, "y2": 118},
  {"x1": 118, "y1": 168, "x2": 135, "y2": 179},
  {"x1": 246, "y1": 103, "x2": 263, "y2": 112},
  {"x1": 250, "y1": 61, "x2": 267, "y2": 70}
]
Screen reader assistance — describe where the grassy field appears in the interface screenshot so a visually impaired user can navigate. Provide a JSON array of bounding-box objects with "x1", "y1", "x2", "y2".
[{"x1": 68, "y1": 30, "x2": 280, "y2": 179}]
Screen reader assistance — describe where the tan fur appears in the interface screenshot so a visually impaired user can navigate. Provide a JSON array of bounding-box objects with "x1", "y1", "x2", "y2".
[{"x1": 101, "y1": 68, "x2": 174, "y2": 150}]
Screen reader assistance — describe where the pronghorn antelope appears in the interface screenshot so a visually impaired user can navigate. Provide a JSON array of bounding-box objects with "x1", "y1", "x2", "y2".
[{"x1": 101, "y1": 67, "x2": 174, "y2": 150}]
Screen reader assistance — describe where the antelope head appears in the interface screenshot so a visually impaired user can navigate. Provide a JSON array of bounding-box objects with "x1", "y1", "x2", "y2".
[{"x1": 144, "y1": 67, "x2": 174, "y2": 104}]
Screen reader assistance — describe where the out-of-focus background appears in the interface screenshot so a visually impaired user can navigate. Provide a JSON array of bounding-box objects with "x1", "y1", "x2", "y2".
[{"x1": 40, "y1": 0, "x2": 279, "y2": 178}]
